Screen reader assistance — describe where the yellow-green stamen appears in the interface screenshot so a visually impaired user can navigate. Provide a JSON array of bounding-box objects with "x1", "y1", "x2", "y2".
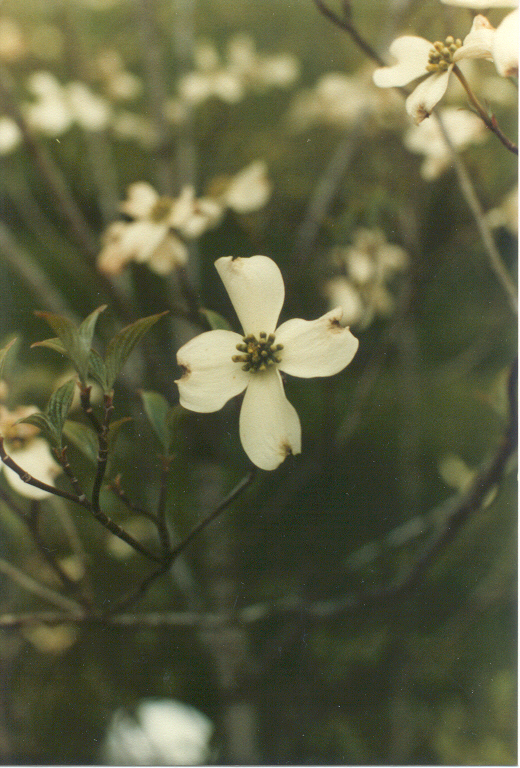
[
  {"x1": 232, "y1": 332, "x2": 283, "y2": 373},
  {"x1": 426, "y1": 36, "x2": 462, "y2": 73}
]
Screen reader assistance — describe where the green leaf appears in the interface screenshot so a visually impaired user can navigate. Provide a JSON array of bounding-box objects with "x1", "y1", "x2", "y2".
[
  {"x1": 200, "y1": 308, "x2": 233, "y2": 331},
  {"x1": 78, "y1": 305, "x2": 107, "y2": 351},
  {"x1": 140, "y1": 390, "x2": 170, "y2": 451},
  {"x1": 31, "y1": 337, "x2": 68, "y2": 355},
  {"x1": 34, "y1": 311, "x2": 90, "y2": 383},
  {"x1": 46, "y1": 380, "x2": 76, "y2": 448},
  {"x1": 63, "y1": 420, "x2": 98, "y2": 463},
  {"x1": 0, "y1": 338, "x2": 17, "y2": 379},
  {"x1": 88, "y1": 349, "x2": 110, "y2": 392},
  {"x1": 16, "y1": 413, "x2": 57, "y2": 446},
  {"x1": 104, "y1": 311, "x2": 168, "y2": 389}
]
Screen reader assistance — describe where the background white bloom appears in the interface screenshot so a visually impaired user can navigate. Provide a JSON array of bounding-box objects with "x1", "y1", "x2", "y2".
[
  {"x1": 102, "y1": 698, "x2": 213, "y2": 765},
  {"x1": 0, "y1": 404, "x2": 62, "y2": 500},
  {"x1": 324, "y1": 230, "x2": 409, "y2": 329},
  {"x1": 404, "y1": 108, "x2": 488, "y2": 180},
  {"x1": 176, "y1": 256, "x2": 358, "y2": 470}
]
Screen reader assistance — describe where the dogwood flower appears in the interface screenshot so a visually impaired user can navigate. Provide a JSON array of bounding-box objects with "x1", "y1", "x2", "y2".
[
  {"x1": 373, "y1": 16, "x2": 496, "y2": 123},
  {"x1": 97, "y1": 163, "x2": 272, "y2": 275},
  {"x1": 176, "y1": 256, "x2": 358, "y2": 470},
  {"x1": 97, "y1": 184, "x2": 222, "y2": 275},
  {"x1": 0, "y1": 404, "x2": 62, "y2": 500},
  {"x1": 324, "y1": 230, "x2": 409, "y2": 328},
  {"x1": 404, "y1": 107, "x2": 487, "y2": 180},
  {"x1": 492, "y1": 9, "x2": 519, "y2": 76},
  {"x1": 206, "y1": 161, "x2": 272, "y2": 215}
]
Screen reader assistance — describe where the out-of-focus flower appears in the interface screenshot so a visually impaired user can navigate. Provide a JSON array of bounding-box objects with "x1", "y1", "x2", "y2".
[
  {"x1": 324, "y1": 229, "x2": 409, "y2": 328},
  {"x1": 65, "y1": 81, "x2": 113, "y2": 132},
  {"x1": 178, "y1": 34, "x2": 299, "y2": 106},
  {"x1": 98, "y1": 162, "x2": 271, "y2": 275},
  {"x1": 97, "y1": 184, "x2": 193, "y2": 275},
  {"x1": 94, "y1": 49, "x2": 142, "y2": 101},
  {"x1": 102, "y1": 698, "x2": 213, "y2": 765},
  {"x1": 492, "y1": 9, "x2": 519, "y2": 76},
  {"x1": 176, "y1": 256, "x2": 358, "y2": 470},
  {"x1": 373, "y1": 16, "x2": 495, "y2": 123},
  {"x1": 22, "y1": 624, "x2": 78, "y2": 654},
  {"x1": 287, "y1": 67, "x2": 402, "y2": 131},
  {"x1": 110, "y1": 111, "x2": 157, "y2": 147},
  {"x1": 226, "y1": 33, "x2": 300, "y2": 90},
  {"x1": 23, "y1": 72, "x2": 112, "y2": 136},
  {"x1": 0, "y1": 403, "x2": 62, "y2": 500},
  {"x1": 486, "y1": 186, "x2": 518, "y2": 234},
  {"x1": 0, "y1": 17, "x2": 26, "y2": 62},
  {"x1": 403, "y1": 107, "x2": 487, "y2": 180},
  {"x1": 178, "y1": 41, "x2": 244, "y2": 105},
  {"x1": 0, "y1": 117, "x2": 22, "y2": 155},
  {"x1": 206, "y1": 160, "x2": 272, "y2": 215}
]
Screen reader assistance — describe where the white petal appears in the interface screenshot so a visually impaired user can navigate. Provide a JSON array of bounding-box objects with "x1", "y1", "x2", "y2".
[
  {"x1": 120, "y1": 182, "x2": 159, "y2": 219},
  {"x1": 457, "y1": 15, "x2": 495, "y2": 61},
  {"x1": 493, "y1": 10, "x2": 519, "y2": 76},
  {"x1": 239, "y1": 369, "x2": 301, "y2": 470},
  {"x1": 276, "y1": 307, "x2": 359, "y2": 378},
  {"x1": 176, "y1": 330, "x2": 249, "y2": 412},
  {"x1": 148, "y1": 235, "x2": 188, "y2": 274},
  {"x1": 215, "y1": 255, "x2": 285, "y2": 336},
  {"x1": 3, "y1": 438, "x2": 61, "y2": 500},
  {"x1": 123, "y1": 221, "x2": 169, "y2": 263},
  {"x1": 223, "y1": 161, "x2": 272, "y2": 213},
  {"x1": 324, "y1": 277, "x2": 365, "y2": 326},
  {"x1": 405, "y1": 69, "x2": 451, "y2": 123},
  {"x1": 373, "y1": 37, "x2": 433, "y2": 88}
]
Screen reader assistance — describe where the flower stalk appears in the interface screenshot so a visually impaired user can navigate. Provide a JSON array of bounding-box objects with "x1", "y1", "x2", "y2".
[{"x1": 453, "y1": 64, "x2": 518, "y2": 154}]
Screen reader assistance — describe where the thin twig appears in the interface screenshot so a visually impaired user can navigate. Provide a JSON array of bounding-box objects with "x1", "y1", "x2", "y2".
[
  {"x1": 313, "y1": 0, "x2": 385, "y2": 66},
  {"x1": 0, "y1": 438, "x2": 162, "y2": 563},
  {"x1": 453, "y1": 65, "x2": 518, "y2": 155},
  {"x1": 434, "y1": 113, "x2": 518, "y2": 314},
  {"x1": 107, "y1": 468, "x2": 257, "y2": 614}
]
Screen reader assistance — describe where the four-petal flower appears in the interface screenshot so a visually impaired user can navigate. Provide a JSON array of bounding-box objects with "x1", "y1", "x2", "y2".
[
  {"x1": 175, "y1": 256, "x2": 359, "y2": 470},
  {"x1": 373, "y1": 16, "x2": 496, "y2": 123}
]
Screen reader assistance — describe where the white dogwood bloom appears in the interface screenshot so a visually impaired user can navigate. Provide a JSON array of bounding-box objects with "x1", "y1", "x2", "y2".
[
  {"x1": 97, "y1": 184, "x2": 224, "y2": 276},
  {"x1": 208, "y1": 161, "x2": 273, "y2": 215},
  {"x1": 404, "y1": 107, "x2": 487, "y2": 180},
  {"x1": 324, "y1": 230, "x2": 409, "y2": 329},
  {"x1": 373, "y1": 16, "x2": 495, "y2": 123},
  {"x1": 0, "y1": 404, "x2": 62, "y2": 500},
  {"x1": 176, "y1": 256, "x2": 358, "y2": 470},
  {"x1": 492, "y1": 9, "x2": 519, "y2": 76}
]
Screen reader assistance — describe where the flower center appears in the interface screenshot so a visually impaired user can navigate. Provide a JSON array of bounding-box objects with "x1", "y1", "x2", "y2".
[
  {"x1": 426, "y1": 36, "x2": 462, "y2": 73},
  {"x1": 150, "y1": 196, "x2": 174, "y2": 222},
  {"x1": 232, "y1": 332, "x2": 284, "y2": 373}
]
